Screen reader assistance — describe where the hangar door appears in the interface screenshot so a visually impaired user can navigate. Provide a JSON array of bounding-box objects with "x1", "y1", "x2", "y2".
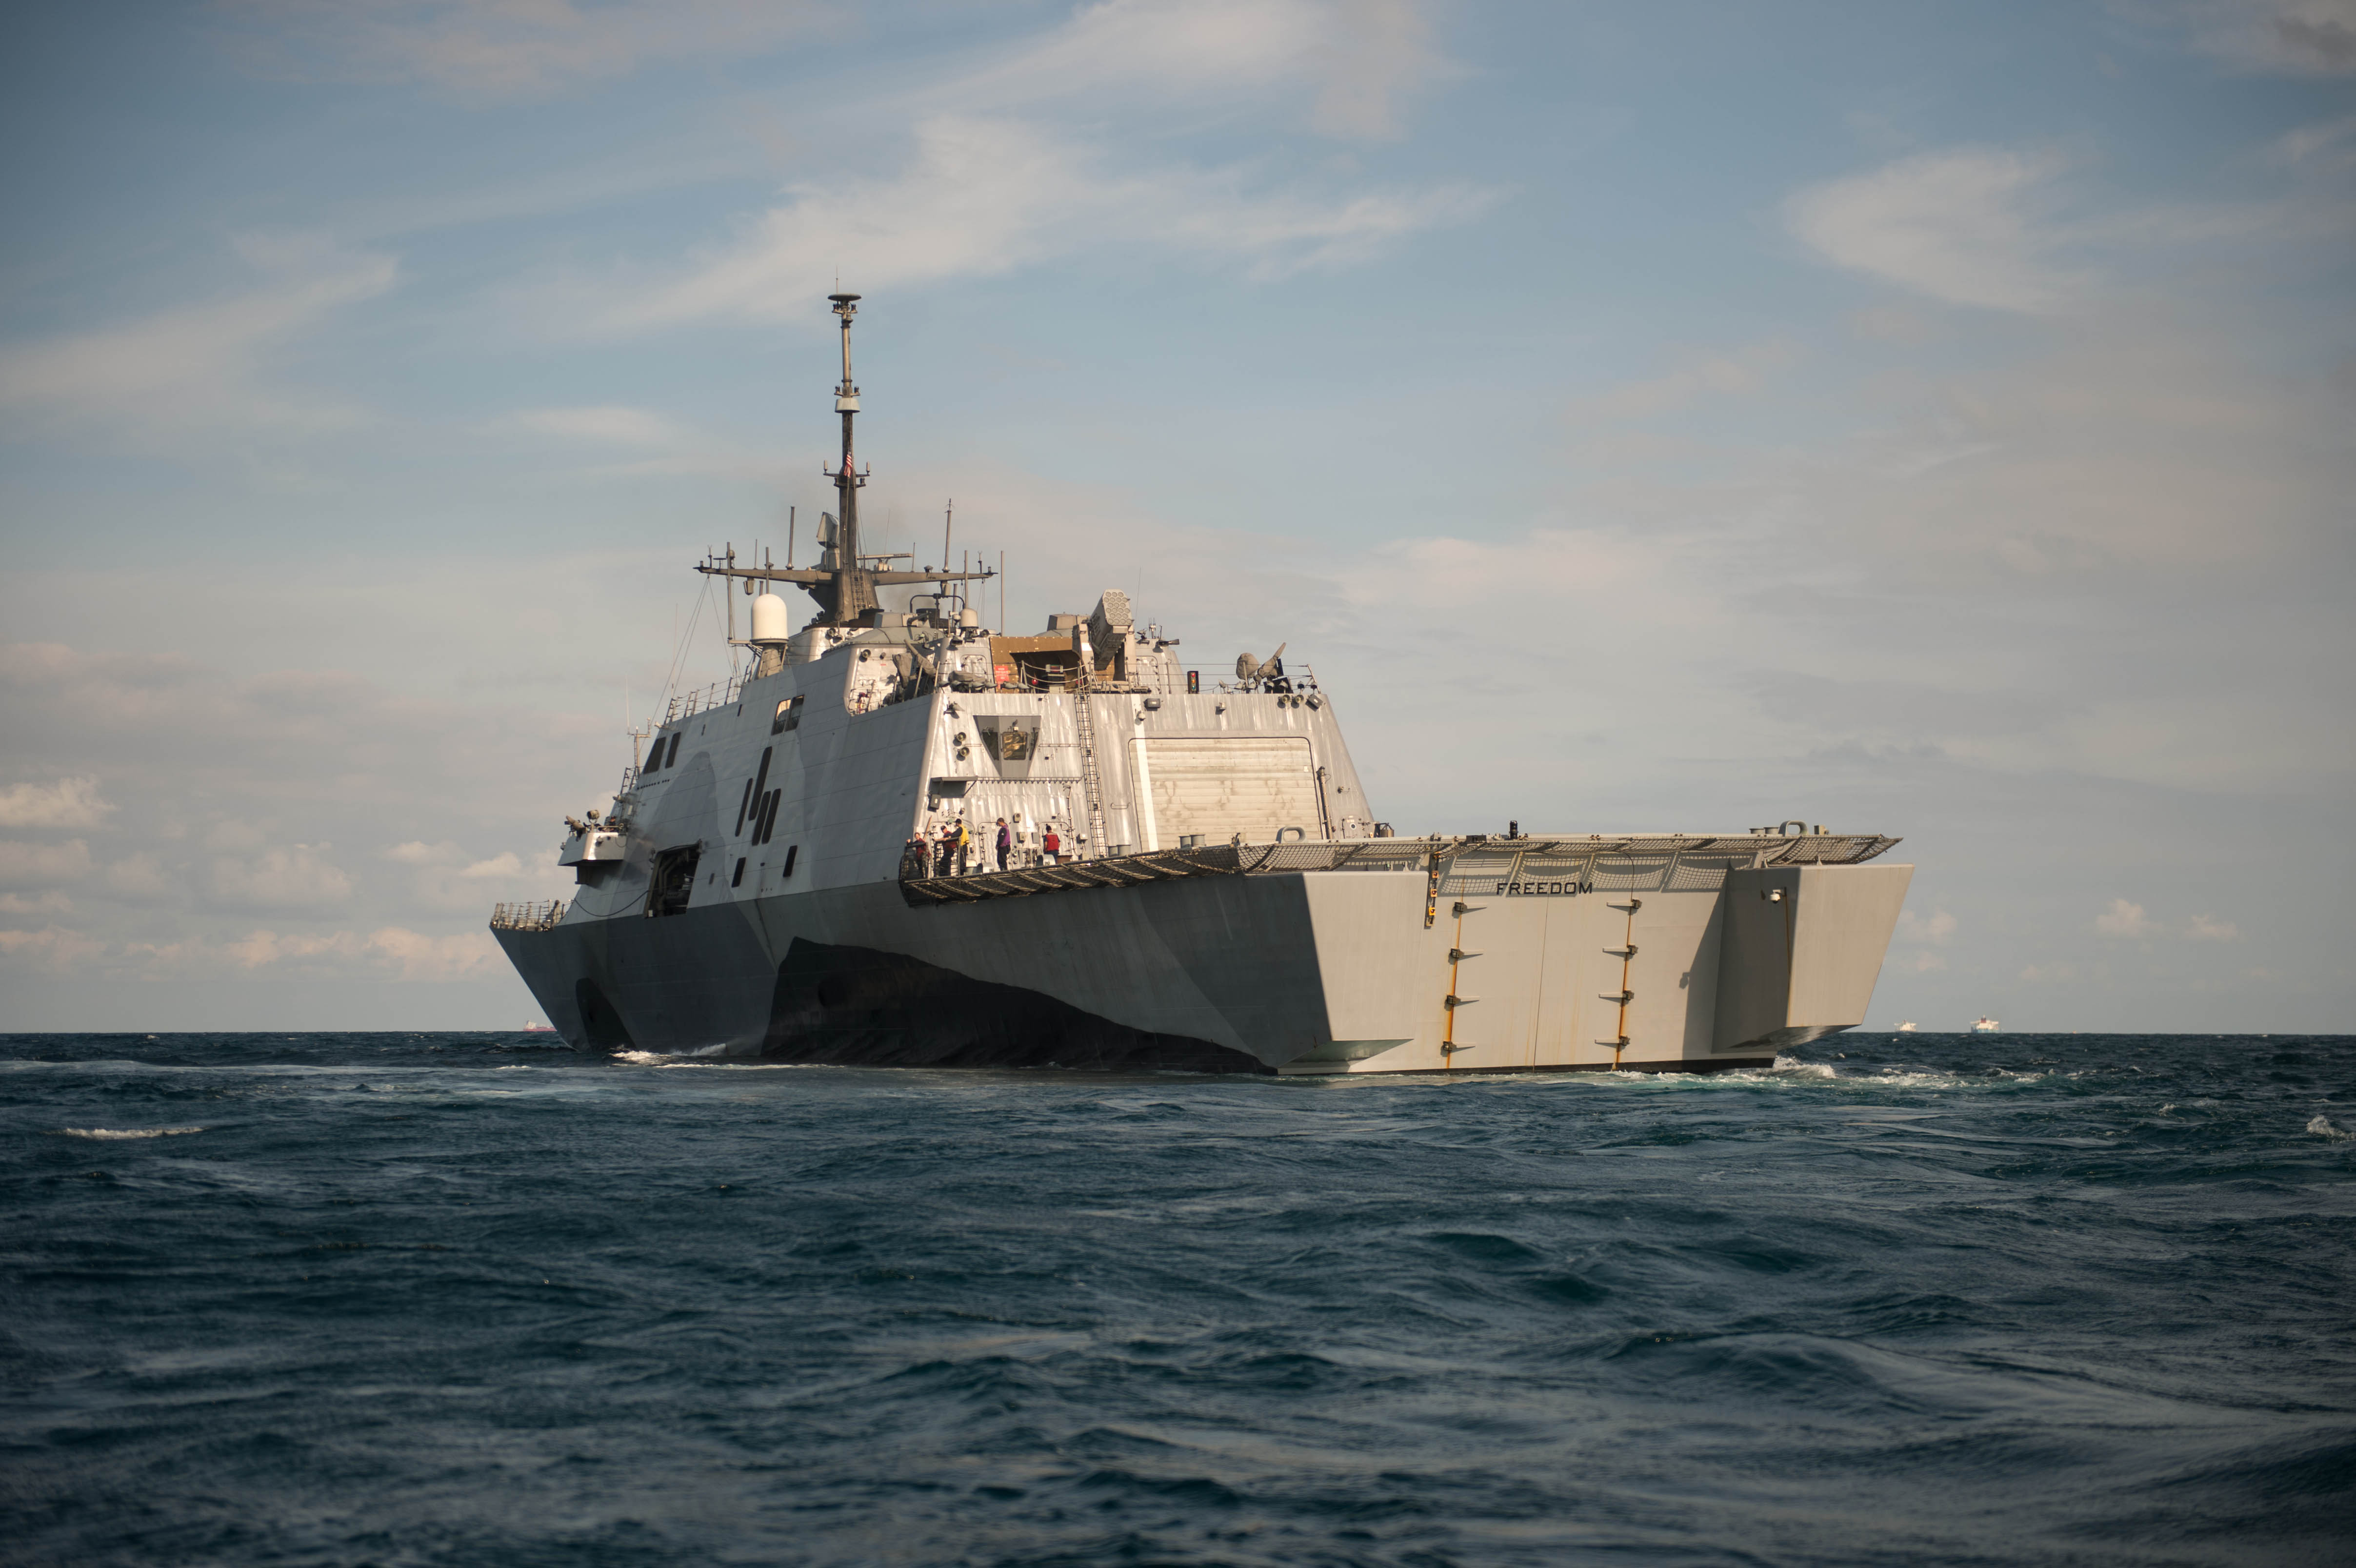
[{"x1": 1136, "y1": 736, "x2": 1321, "y2": 849}]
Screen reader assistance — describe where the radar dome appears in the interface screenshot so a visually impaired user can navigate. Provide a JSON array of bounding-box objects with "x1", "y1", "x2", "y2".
[{"x1": 750, "y1": 593, "x2": 790, "y2": 643}]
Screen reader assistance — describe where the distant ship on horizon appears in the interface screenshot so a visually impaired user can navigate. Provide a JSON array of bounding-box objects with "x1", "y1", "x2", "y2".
[{"x1": 1973, "y1": 1016, "x2": 2000, "y2": 1032}]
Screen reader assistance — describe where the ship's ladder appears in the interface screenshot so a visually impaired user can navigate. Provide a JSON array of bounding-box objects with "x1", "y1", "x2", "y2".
[{"x1": 1070, "y1": 686, "x2": 1110, "y2": 857}]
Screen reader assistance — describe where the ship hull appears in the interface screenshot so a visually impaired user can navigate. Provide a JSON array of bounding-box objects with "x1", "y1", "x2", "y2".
[{"x1": 495, "y1": 857, "x2": 1911, "y2": 1076}]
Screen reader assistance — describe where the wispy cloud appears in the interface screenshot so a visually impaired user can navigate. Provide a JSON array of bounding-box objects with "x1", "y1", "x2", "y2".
[
  {"x1": 0, "y1": 240, "x2": 396, "y2": 439},
  {"x1": 361, "y1": 925, "x2": 504, "y2": 979},
  {"x1": 2270, "y1": 112, "x2": 2356, "y2": 164},
  {"x1": 0, "y1": 618, "x2": 583, "y2": 1001},
  {"x1": 1897, "y1": 909, "x2": 1958, "y2": 945},
  {"x1": 89, "y1": 924, "x2": 501, "y2": 982},
  {"x1": 383, "y1": 840, "x2": 536, "y2": 910},
  {"x1": 2094, "y1": 898, "x2": 2246, "y2": 942},
  {"x1": 0, "y1": 777, "x2": 115, "y2": 832},
  {"x1": 1787, "y1": 148, "x2": 2085, "y2": 312},
  {"x1": 0, "y1": 839, "x2": 95, "y2": 890},
  {"x1": 222, "y1": 0, "x2": 1458, "y2": 131},
  {"x1": 494, "y1": 402, "x2": 783, "y2": 481},
  {"x1": 2129, "y1": 0, "x2": 2356, "y2": 76},
  {"x1": 219, "y1": 0, "x2": 826, "y2": 96},
  {"x1": 1570, "y1": 340, "x2": 1800, "y2": 422},
  {"x1": 1788, "y1": 136, "x2": 2350, "y2": 317},
  {"x1": 941, "y1": 0, "x2": 1455, "y2": 140},
  {"x1": 507, "y1": 405, "x2": 692, "y2": 447},
  {"x1": 205, "y1": 844, "x2": 354, "y2": 914},
  {"x1": 98, "y1": 853, "x2": 178, "y2": 905},
  {"x1": 591, "y1": 114, "x2": 1491, "y2": 332},
  {"x1": 0, "y1": 926, "x2": 105, "y2": 972},
  {"x1": 551, "y1": 1, "x2": 1475, "y2": 331},
  {"x1": 211, "y1": 923, "x2": 500, "y2": 979}
]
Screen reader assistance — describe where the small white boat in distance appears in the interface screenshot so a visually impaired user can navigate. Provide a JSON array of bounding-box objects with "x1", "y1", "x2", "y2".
[
  {"x1": 1971, "y1": 1016, "x2": 1999, "y2": 1032},
  {"x1": 1897, "y1": 1021, "x2": 1917, "y2": 1032},
  {"x1": 523, "y1": 1021, "x2": 554, "y2": 1033}
]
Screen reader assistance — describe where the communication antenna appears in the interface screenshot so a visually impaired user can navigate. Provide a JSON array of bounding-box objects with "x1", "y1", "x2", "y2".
[
  {"x1": 722, "y1": 543, "x2": 738, "y2": 647},
  {"x1": 691, "y1": 291, "x2": 995, "y2": 626}
]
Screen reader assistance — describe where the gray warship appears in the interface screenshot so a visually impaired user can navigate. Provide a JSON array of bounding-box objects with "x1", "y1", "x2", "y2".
[{"x1": 491, "y1": 294, "x2": 1913, "y2": 1075}]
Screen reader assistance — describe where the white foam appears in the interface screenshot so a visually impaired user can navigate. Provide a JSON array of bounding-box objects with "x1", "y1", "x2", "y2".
[
  {"x1": 668, "y1": 1062, "x2": 821, "y2": 1070},
  {"x1": 1666, "y1": 1056, "x2": 2047, "y2": 1092},
  {"x1": 607, "y1": 1050, "x2": 835, "y2": 1072},
  {"x1": 2307, "y1": 1114, "x2": 2353, "y2": 1141},
  {"x1": 609, "y1": 1044, "x2": 744, "y2": 1068},
  {"x1": 61, "y1": 1126, "x2": 206, "y2": 1140}
]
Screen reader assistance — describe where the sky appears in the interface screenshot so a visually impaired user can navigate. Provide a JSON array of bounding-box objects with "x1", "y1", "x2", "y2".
[{"x1": 1, "y1": 0, "x2": 2351, "y2": 1034}]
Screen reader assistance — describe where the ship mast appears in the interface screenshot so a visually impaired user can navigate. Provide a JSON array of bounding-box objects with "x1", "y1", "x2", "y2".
[
  {"x1": 821, "y1": 291, "x2": 875, "y2": 624},
  {"x1": 696, "y1": 291, "x2": 992, "y2": 628}
]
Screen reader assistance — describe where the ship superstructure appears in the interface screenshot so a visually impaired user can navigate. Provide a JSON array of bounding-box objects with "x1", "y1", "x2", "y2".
[{"x1": 492, "y1": 296, "x2": 1912, "y2": 1074}]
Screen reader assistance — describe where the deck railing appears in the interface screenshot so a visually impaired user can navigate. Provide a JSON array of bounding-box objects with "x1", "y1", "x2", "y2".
[
  {"x1": 664, "y1": 675, "x2": 746, "y2": 724},
  {"x1": 489, "y1": 900, "x2": 567, "y2": 932},
  {"x1": 898, "y1": 833, "x2": 1900, "y2": 908}
]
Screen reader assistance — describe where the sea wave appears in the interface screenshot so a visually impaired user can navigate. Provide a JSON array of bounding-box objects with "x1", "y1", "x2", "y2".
[{"x1": 4, "y1": 1027, "x2": 2351, "y2": 1567}]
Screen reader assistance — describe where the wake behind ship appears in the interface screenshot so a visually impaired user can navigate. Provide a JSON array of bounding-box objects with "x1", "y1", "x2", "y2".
[{"x1": 492, "y1": 294, "x2": 1912, "y2": 1075}]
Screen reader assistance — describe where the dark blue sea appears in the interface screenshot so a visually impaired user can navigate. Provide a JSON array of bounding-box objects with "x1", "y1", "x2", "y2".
[{"x1": 4, "y1": 1033, "x2": 2352, "y2": 1567}]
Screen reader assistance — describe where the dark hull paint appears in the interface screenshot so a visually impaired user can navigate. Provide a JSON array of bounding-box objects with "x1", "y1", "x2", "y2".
[
  {"x1": 755, "y1": 938, "x2": 1268, "y2": 1073},
  {"x1": 497, "y1": 868, "x2": 1355, "y2": 1072},
  {"x1": 499, "y1": 900, "x2": 1273, "y2": 1074}
]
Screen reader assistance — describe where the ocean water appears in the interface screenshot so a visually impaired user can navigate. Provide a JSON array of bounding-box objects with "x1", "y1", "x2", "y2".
[{"x1": 2, "y1": 1032, "x2": 2351, "y2": 1568}]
